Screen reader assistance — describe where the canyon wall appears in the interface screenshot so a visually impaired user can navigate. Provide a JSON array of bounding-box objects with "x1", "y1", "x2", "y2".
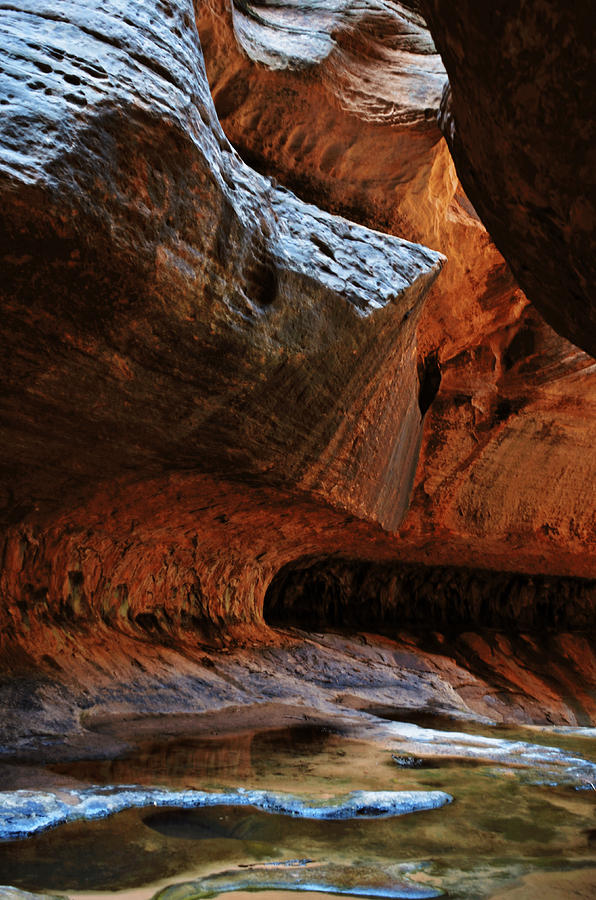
[
  {"x1": 0, "y1": 0, "x2": 444, "y2": 657},
  {"x1": 0, "y1": 0, "x2": 594, "y2": 685},
  {"x1": 420, "y1": 0, "x2": 596, "y2": 357},
  {"x1": 199, "y1": 0, "x2": 596, "y2": 580}
]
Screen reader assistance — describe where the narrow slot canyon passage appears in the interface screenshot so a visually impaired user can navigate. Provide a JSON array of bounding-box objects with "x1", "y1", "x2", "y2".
[{"x1": 1, "y1": 1, "x2": 595, "y2": 899}]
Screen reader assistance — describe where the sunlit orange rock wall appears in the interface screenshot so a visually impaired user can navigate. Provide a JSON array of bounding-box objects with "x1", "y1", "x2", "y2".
[
  {"x1": 199, "y1": 0, "x2": 596, "y2": 579},
  {"x1": 0, "y1": 0, "x2": 444, "y2": 651}
]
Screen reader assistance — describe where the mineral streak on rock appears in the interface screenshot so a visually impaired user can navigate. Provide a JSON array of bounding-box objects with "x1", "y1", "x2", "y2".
[
  {"x1": 0, "y1": 1, "x2": 444, "y2": 640},
  {"x1": 199, "y1": 0, "x2": 596, "y2": 578},
  {"x1": 420, "y1": 0, "x2": 596, "y2": 357}
]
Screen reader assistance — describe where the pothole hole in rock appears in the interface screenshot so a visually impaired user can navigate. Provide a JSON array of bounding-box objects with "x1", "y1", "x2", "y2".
[{"x1": 264, "y1": 557, "x2": 596, "y2": 633}]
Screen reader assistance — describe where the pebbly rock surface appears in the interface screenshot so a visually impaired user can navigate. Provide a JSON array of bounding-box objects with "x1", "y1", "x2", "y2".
[
  {"x1": 0, "y1": 0, "x2": 444, "y2": 644},
  {"x1": 420, "y1": 1, "x2": 596, "y2": 357},
  {"x1": 199, "y1": 0, "x2": 596, "y2": 580}
]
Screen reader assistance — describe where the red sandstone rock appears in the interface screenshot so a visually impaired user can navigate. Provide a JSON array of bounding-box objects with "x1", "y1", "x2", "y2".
[
  {"x1": 398, "y1": 307, "x2": 596, "y2": 575},
  {"x1": 199, "y1": 0, "x2": 596, "y2": 579},
  {"x1": 0, "y1": 0, "x2": 445, "y2": 636},
  {"x1": 0, "y1": 1, "x2": 595, "y2": 747}
]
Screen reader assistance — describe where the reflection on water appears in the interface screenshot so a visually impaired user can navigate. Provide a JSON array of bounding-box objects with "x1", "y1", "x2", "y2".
[
  {"x1": 47, "y1": 725, "x2": 341, "y2": 789},
  {"x1": 0, "y1": 719, "x2": 595, "y2": 899}
]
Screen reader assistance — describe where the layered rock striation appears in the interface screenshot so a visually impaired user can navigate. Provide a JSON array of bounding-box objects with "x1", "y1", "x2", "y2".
[
  {"x1": 199, "y1": 0, "x2": 596, "y2": 579},
  {"x1": 0, "y1": 0, "x2": 594, "y2": 744},
  {"x1": 0, "y1": 0, "x2": 444, "y2": 657}
]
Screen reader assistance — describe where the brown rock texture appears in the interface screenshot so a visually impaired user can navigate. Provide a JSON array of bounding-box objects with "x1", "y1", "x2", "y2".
[
  {"x1": 0, "y1": 0, "x2": 595, "y2": 747},
  {"x1": 0, "y1": 0, "x2": 444, "y2": 643},
  {"x1": 397, "y1": 306, "x2": 596, "y2": 575},
  {"x1": 420, "y1": 0, "x2": 596, "y2": 356},
  {"x1": 199, "y1": 0, "x2": 596, "y2": 579}
]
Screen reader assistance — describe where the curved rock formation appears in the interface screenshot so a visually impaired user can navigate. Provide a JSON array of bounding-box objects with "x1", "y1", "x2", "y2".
[
  {"x1": 0, "y1": 0, "x2": 445, "y2": 657},
  {"x1": 199, "y1": 0, "x2": 596, "y2": 579},
  {"x1": 420, "y1": 0, "x2": 596, "y2": 356},
  {"x1": 0, "y1": 0, "x2": 595, "y2": 748},
  {"x1": 199, "y1": 0, "x2": 515, "y2": 365}
]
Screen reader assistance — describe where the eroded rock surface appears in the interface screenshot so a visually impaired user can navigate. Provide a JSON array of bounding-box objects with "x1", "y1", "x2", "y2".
[
  {"x1": 0, "y1": 0, "x2": 595, "y2": 752},
  {"x1": 2, "y1": 624, "x2": 596, "y2": 751},
  {"x1": 199, "y1": 0, "x2": 596, "y2": 578},
  {"x1": 0, "y1": 0, "x2": 445, "y2": 649}
]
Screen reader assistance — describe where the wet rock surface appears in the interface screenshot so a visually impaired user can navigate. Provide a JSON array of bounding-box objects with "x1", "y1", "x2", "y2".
[
  {"x1": 2, "y1": 627, "x2": 596, "y2": 756},
  {"x1": 0, "y1": 710, "x2": 594, "y2": 898},
  {"x1": 0, "y1": 786, "x2": 452, "y2": 841},
  {"x1": 152, "y1": 860, "x2": 443, "y2": 900},
  {"x1": 0, "y1": 891, "x2": 65, "y2": 900}
]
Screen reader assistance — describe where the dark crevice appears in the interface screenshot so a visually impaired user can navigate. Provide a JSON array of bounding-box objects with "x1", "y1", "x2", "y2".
[
  {"x1": 264, "y1": 557, "x2": 596, "y2": 633},
  {"x1": 417, "y1": 351, "x2": 442, "y2": 416}
]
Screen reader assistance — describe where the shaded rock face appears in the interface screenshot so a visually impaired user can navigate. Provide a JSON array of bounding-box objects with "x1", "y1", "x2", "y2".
[
  {"x1": 420, "y1": 1, "x2": 596, "y2": 357},
  {"x1": 0, "y1": 1, "x2": 444, "y2": 640},
  {"x1": 199, "y1": 0, "x2": 596, "y2": 578}
]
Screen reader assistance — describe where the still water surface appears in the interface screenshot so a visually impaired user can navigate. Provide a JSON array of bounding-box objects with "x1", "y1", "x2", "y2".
[{"x1": 1, "y1": 717, "x2": 595, "y2": 899}]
